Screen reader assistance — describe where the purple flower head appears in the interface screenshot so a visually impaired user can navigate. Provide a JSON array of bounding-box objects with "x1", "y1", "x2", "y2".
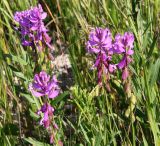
[
  {"x1": 37, "y1": 103, "x2": 54, "y2": 128},
  {"x1": 113, "y1": 32, "x2": 134, "y2": 54},
  {"x1": 123, "y1": 32, "x2": 134, "y2": 49},
  {"x1": 118, "y1": 50, "x2": 133, "y2": 80},
  {"x1": 115, "y1": 32, "x2": 134, "y2": 80},
  {"x1": 94, "y1": 52, "x2": 117, "y2": 85},
  {"x1": 113, "y1": 34, "x2": 125, "y2": 54},
  {"x1": 14, "y1": 4, "x2": 51, "y2": 50},
  {"x1": 86, "y1": 27, "x2": 117, "y2": 86},
  {"x1": 29, "y1": 71, "x2": 60, "y2": 98},
  {"x1": 118, "y1": 50, "x2": 133, "y2": 69},
  {"x1": 86, "y1": 27, "x2": 112, "y2": 54}
]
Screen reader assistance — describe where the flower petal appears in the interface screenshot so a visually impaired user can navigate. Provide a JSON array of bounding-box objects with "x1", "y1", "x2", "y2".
[
  {"x1": 41, "y1": 12, "x2": 47, "y2": 19},
  {"x1": 127, "y1": 49, "x2": 134, "y2": 55},
  {"x1": 109, "y1": 64, "x2": 117, "y2": 73},
  {"x1": 122, "y1": 67, "x2": 129, "y2": 80},
  {"x1": 31, "y1": 90, "x2": 45, "y2": 97},
  {"x1": 48, "y1": 90, "x2": 59, "y2": 99},
  {"x1": 118, "y1": 56, "x2": 126, "y2": 69}
]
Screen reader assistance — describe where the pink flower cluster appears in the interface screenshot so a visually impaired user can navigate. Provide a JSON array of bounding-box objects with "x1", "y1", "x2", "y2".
[
  {"x1": 29, "y1": 71, "x2": 60, "y2": 98},
  {"x1": 29, "y1": 71, "x2": 60, "y2": 144},
  {"x1": 86, "y1": 27, "x2": 134, "y2": 85},
  {"x1": 14, "y1": 4, "x2": 51, "y2": 51},
  {"x1": 37, "y1": 103, "x2": 60, "y2": 144},
  {"x1": 37, "y1": 103, "x2": 55, "y2": 128},
  {"x1": 114, "y1": 33, "x2": 134, "y2": 80}
]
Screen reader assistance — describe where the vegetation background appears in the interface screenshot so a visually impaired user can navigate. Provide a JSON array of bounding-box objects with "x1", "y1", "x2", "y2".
[{"x1": 0, "y1": 0, "x2": 160, "y2": 145}]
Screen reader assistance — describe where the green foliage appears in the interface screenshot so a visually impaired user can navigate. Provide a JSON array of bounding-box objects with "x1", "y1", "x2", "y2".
[{"x1": 24, "y1": 137, "x2": 50, "y2": 146}]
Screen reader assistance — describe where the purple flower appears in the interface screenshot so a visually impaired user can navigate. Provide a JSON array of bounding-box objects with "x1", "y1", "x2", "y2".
[
  {"x1": 29, "y1": 71, "x2": 60, "y2": 98},
  {"x1": 94, "y1": 53, "x2": 106, "y2": 84},
  {"x1": 53, "y1": 123, "x2": 59, "y2": 129},
  {"x1": 14, "y1": 4, "x2": 51, "y2": 50},
  {"x1": 50, "y1": 134, "x2": 54, "y2": 144},
  {"x1": 118, "y1": 50, "x2": 133, "y2": 69},
  {"x1": 118, "y1": 50, "x2": 133, "y2": 80},
  {"x1": 86, "y1": 27, "x2": 117, "y2": 86},
  {"x1": 94, "y1": 52, "x2": 116, "y2": 85},
  {"x1": 86, "y1": 27, "x2": 112, "y2": 54},
  {"x1": 112, "y1": 34, "x2": 125, "y2": 54},
  {"x1": 37, "y1": 103, "x2": 54, "y2": 128},
  {"x1": 86, "y1": 28, "x2": 135, "y2": 84},
  {"x1": 114, "y1": 32, "x2": 134, "y2": 80},
  {"x1": 123, "y1": 32, "x2": 134, "y2": 49},
  {"x1": 109, "y1": 64, "x2": 117, "y2": 73},
  {"x1": 113, "y1": 32, "x2": 134, "y2": 54}
]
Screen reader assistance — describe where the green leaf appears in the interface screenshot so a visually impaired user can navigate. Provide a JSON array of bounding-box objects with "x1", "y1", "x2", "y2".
[
  {"x1": 13, "y1": 71, "x2": 27, "y2": 80},
  {"x1": 149, "y1": 58, "x2": 160, "y2": 86},
  {"x1": 20, "y1": 93, "x2": 35, "y2": 103},
  {"x1": 2, "y1": 123, "x2": 19, "y2": 136},
  {"x1": 95, "y1": 132, "x2": 102, "y2": 146},
  {"x1": 142, "y1": 133, "x2": 148, "y2": 146},
  {"x1": 24, "y1": 137, "x2": 50, "y2": 146},
  {"x1": 29, "y1": 109, "x2": 39, "y2": 120},
  {"x1": 51, "y1": 91, "x2": 69, "y2": 106},
  {"x1": 9, "y1": 65, "x2": 19, "y2": 72},
  {"x1": 148, "y1": 35, "x2": 157, "y2": 59},
  {"x1": 80, "y1": 124, "x2": 90, "y2": 144},
  {"x1": 11, "y1": 54, "x2": 28, "y2": 66}
]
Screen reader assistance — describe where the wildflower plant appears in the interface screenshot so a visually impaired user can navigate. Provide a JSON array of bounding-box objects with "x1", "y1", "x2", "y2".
[
  {"x1": 29, "y1": 71, "x2": 62, "y2": 145},
  {"x1": 14, "y1": 4, "x2": 63, "y2": 145},
  {"x1": 14, "y1": 4, "x2": 51, "y2": 51},
  {"x1": 86, "y1": 27, "x2": 134, "y2": 91},
  {"x1": 86, "y1": 28, "x2": 117, "y2": 89}
]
